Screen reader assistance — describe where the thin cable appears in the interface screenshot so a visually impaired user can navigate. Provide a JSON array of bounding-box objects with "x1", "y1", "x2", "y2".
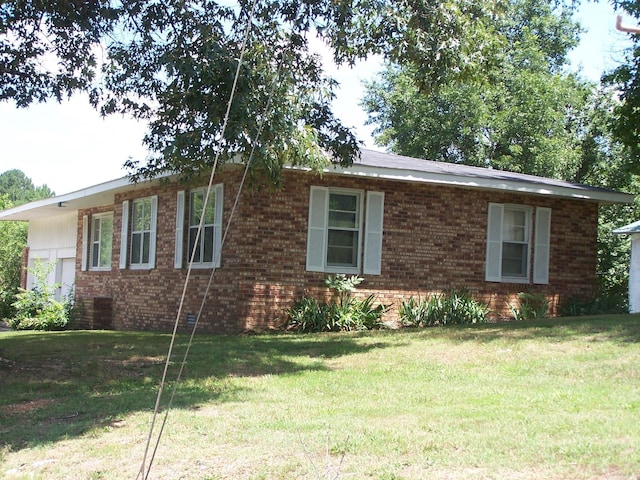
[
  {"x1": 144, "y1": 61, "x2": 283, "y2": 474},
  {"x1": 137, "y1": 0, "x2": 259, "y2": 478}
]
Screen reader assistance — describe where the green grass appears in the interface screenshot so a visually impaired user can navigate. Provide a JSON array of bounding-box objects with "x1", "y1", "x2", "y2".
[{"x1": 1, "y1": 315, "x2": 639, "y2": 479}]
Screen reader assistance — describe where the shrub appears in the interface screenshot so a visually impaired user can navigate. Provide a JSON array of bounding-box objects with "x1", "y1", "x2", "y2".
[
  {"x1": 510, "y1": 292, "x2": 549, "y2": 321},
  {"x1": 399, "y1": 290, "x2": 491, "y2": 327},
  {"x1": 558, "y1": 294, "x2": 627, "y2": 317},
  {"x1": 5, "y1": 261, "x2": 74, "y2": 331},
  {"x1": 286, "y1": 296, "x2": 332, "y2": 333},
  {"x1": 286, "y1": 275, "x2": 389, "y2": 333}
]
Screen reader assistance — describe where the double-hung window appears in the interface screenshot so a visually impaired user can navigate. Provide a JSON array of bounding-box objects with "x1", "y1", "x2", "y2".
[
  {"x1": 174, "y1": 185, "x2": 224, "y2": 269},
  {"x1": 501, "y1": 207, "x2": 530, "y2": 279},
  {"x1": 119, "y1": 196, "x2": 158, "y2": 270},
  {"x1": 306, "y1": 186, "x2": 384, "y2": 275},
  {"x1": 327, "y1": 191, "x2": 362, "y2": 268},
  {"x1": 189, "y1": 189, "x2": 217, "y2": 265},
  {"x1": 486, "y1": 203, "x2": 551, "y2": 284},
  {"x1": 89, "y1": 213, "x2": 113, "y2": 270},
  {"x1": 131, "y1": 198, "x2": 155, "y2": 267}
]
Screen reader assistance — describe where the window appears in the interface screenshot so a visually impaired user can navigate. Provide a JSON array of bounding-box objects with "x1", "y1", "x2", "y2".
[
  {"x1": 306, "y1": 186, "x2": 384, "y2": 275},
  {"x1": 486, "y1": 204, "x2": 551, "y2": 284},
  {"x1": 89, "y1": 213, "x2": 113, "y2": 270},
  {"x1": 174, "y1": 185, "x2": 224, "y2": 269},
  {"x1": 131, "y1": 198, "x2": 154, "y2": 267},
  {"x1": 327, "y1": 192, "x2": 361, "y2": 268},
  {"x1": 119, "y1": 196, "x2": 158, "y2": 269},
  {"x1": 501, "y1": 207, "x2": 530, "y2": 278},
  {"x1": 189, "y1": 189, "x2": 217, "y2": 264}
]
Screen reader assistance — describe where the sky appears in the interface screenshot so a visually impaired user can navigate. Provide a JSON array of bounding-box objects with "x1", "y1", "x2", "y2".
[{"x1": 0, "y1": 2, "x2": 635, "y2": 196}]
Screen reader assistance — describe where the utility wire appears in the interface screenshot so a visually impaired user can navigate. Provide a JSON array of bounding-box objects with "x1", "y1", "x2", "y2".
[
  {"x1": 144, "y1": 63, "x2": 282, "y2": 476},
  {"x1": 137, "y1": 0, "x2": 259, "y2": 477}
]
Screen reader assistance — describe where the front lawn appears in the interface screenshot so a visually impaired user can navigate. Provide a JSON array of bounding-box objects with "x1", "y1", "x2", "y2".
[{"x1": 1, "y1": 315, "x2": 639, "y2": 479}]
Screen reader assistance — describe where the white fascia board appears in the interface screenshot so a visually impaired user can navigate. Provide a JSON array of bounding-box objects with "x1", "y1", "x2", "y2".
[
  {"x1": 320, "y1": 164, "x2": 634, "y2": 204},
  {"x1": 0, "y1": 175, "x2": 166, "y2": 221},
  {"x1": 613, "y1": 219, "x2": 640, "y2": 235}
]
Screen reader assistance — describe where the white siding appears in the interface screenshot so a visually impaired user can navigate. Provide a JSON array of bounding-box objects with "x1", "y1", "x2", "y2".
[
  {"x1": 630, "y1": 234, "x2": 640, "y2": 313},
  {"x1": 28, "y1": 212, "x2": 78, "y2": 251},
  {"x1": 26, "y1": 211, "x2": 78, "y2": 295}
]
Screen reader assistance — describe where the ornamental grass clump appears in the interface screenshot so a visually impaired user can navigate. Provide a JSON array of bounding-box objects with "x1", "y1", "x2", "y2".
[
  {"x1": 399, "y1": 290, "x2": 491, "y2": 327},
  {"x1": 286, "y1": 274, "x2": 389, "y2": 333}
]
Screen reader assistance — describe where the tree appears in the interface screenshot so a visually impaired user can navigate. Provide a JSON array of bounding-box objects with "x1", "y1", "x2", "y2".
[
  {"x1": 1, "y1": 0, "x2": 520, "y2": 184},
  {"x1": 0, "y1": 169, "x2": 54, "y2": 205},
  {"x1": 0, "y1": 195, "x2": 27, "y2": 320},
  {"x1": 362, "y1": 0, "x2": 593, "y2": 179},
  {"x1": 361, "y1": 0, "x2": 640, "y2": 311},
  {"x1": 0, "y1": 170, "x2": 54, "y2": 320},
  {"x1": 603, "y1": 0, "x2": 640, "y2": 172}
]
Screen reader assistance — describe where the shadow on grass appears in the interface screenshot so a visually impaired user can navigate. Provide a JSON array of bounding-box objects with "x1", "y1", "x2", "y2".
[
  {"x1": 0, "y1": 330, "x2": 393, "y2": 452},
  {"x1": 399, "y1": 313, "x2": 640, "y2": 344}
]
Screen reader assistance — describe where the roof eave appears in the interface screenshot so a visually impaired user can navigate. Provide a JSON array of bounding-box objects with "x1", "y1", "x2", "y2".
[
  {"x1": 312, "y1": 164, "x2": 634, "y2": 204},
  {"x1": 0, "y1": 176, "x2": 148, "y2": 221}
]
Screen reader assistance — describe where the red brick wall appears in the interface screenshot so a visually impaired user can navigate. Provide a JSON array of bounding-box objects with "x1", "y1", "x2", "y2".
[{"x1": 73, "y1": 167, "x2": 598, "y2": 333}]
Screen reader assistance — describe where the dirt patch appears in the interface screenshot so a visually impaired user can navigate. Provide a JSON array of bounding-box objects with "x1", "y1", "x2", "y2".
[{"x1": 1, "y1": 398, "x2": 57, "y2": 415}]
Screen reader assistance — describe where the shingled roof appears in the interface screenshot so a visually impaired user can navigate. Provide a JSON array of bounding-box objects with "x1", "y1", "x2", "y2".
[
  {"x1": 334, "y1": 149, "x2": 633, "y2": 204},
  {"x1": 0, "y1": 148, "x2": 633, "y2": 221}
]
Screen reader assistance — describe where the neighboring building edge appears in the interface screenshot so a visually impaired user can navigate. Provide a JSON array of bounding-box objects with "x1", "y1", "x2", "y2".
[{"x1": 613, "y1": 220, "x2": 640, "y2": 313}]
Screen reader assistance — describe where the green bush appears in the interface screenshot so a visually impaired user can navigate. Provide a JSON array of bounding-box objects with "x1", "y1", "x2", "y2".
[
  {"x1": 5, "y1": 261, "x2": 74, "y2": 331},
  {"x1": 286, "y1": 296, "x2": 332, "y2": 333},
  {"x1": 558, "y1": 294, "x2": 627, "y2": 317},
  {"x1": 510, "y1": 292, "x2": 549, "y2": 321},
  {"x1": 399, "y1": 290, "x2": 491, "y2": 327},
  {"x1": 286, "y1": 275, "x2": 389, "y2": 333}
]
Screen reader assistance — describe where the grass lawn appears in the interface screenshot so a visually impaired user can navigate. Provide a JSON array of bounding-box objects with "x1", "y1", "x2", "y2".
[{"x1": 0, "y1": 315, "x2": 639, "y2": 479}]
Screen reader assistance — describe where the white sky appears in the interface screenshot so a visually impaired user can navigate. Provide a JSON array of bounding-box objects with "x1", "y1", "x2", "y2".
[{"x1": 0, "y1": 1, "x2": 634, "y2": 196}]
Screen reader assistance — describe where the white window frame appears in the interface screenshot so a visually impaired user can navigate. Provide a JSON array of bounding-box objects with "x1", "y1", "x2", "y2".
[
  {"x1": 306, "y1": 186, "x2": 384, "y2": 275},
  {"x1": 486, "y1": 203, "x2": 551, "y2": 284},
  {"x1": 501, "y1": 205, "x2": 532, "y2": 282},
  {"x1": 325, "y1": 188, "x2": 363, "y2": 274},
  {"x1": 129, "y1": 195, "x2": 158, "y2": 270},
  {"x1": 183, "y1": 185, "x2": 223, "y2": 269},
  {"x1": 123, "y1": 196, "x2": 158, "y2": 270},
  {"x1": 89, "y1": 212, "x2": 114, "y2": 271}
]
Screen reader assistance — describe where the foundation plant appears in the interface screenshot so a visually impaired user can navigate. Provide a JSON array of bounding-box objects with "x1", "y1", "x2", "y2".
[
  {"x1": 286, "y1": 274, "x2": 389, "y2": 332},
  {"x1": 398, "y1": 290, "x2": 491, "y2": 327}
]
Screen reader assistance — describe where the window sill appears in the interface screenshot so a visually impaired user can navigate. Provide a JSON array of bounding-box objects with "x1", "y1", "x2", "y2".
[{"x1": 499, "y1": 276, "x2": 530, "y2": 284}]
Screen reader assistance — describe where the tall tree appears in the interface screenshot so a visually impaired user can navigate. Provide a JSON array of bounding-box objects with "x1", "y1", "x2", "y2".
[
  {"x1": 362, "y1": 0, "x2": 594, "y2": 180},
  {"x1": 0, "y1": 169, "x2": 54, "y2": 205},
  {"x1": 0, "y1": 171, "x2": 53, "y2": 319},
  {"x1": 0, "y1": 195, "x2": 26, "y2": 320},
  {"x1": 603, "y1": 0, "x2": 640, "y2": 173},
  {"x1": 1, "y1": 0, "x2": 516, "y2": 184}
]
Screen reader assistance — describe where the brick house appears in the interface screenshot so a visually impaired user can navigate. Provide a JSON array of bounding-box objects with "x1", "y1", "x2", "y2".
[{"x1": 0, "y1": 149, "x2": 632, "y2": 333}]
